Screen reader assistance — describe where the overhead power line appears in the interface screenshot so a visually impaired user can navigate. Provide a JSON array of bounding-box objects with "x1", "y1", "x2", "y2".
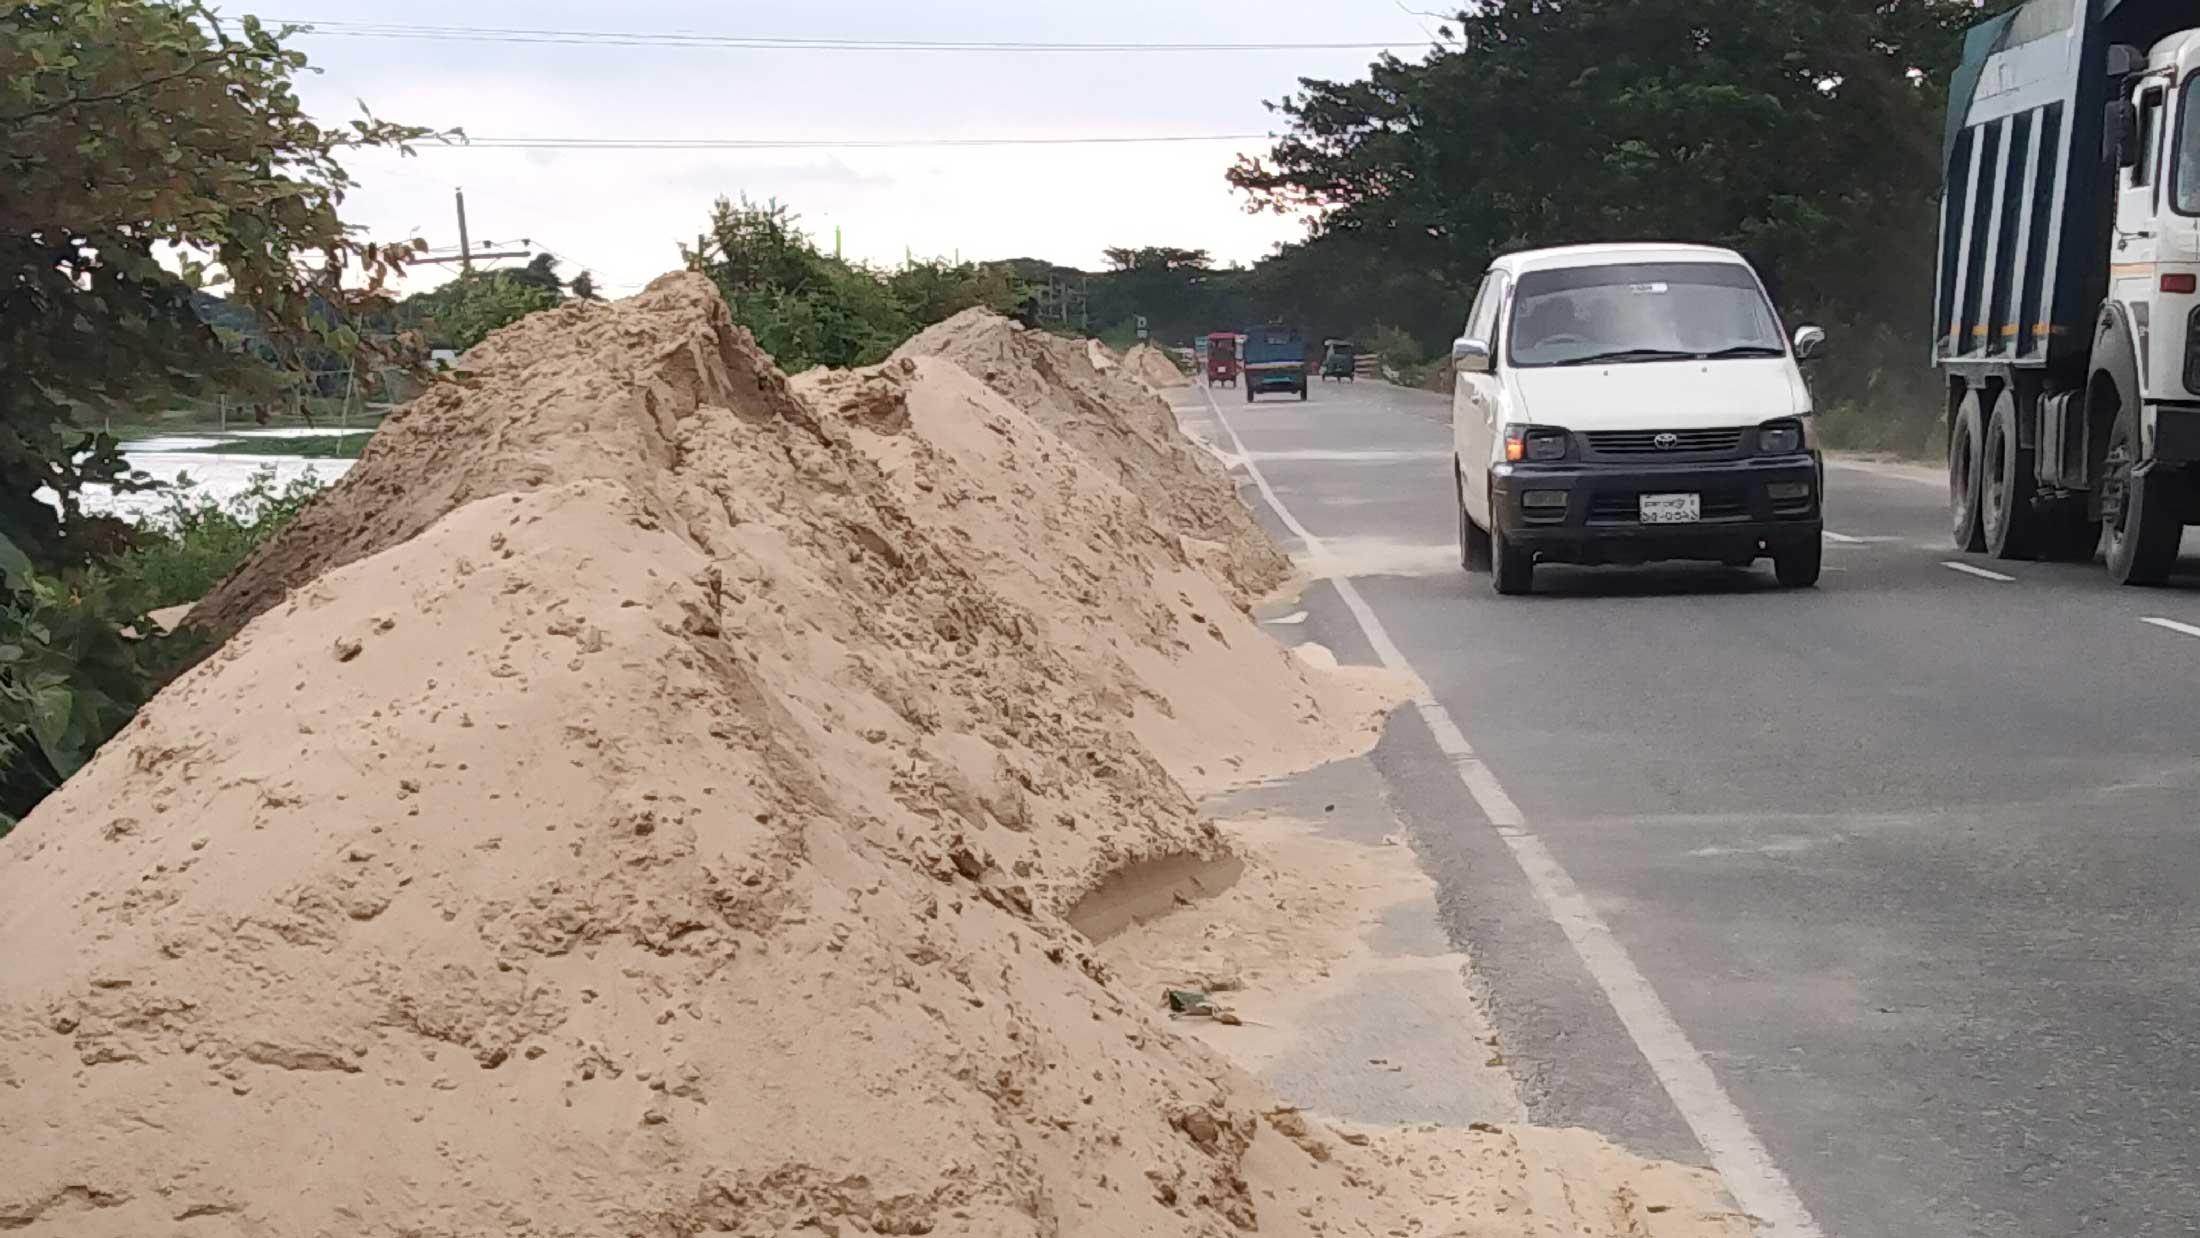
[
  {"x1": 270, "y1": 17, "x2": 1414, "y2": 53},
  {"x1": 417, "y1": 133, "x2": 1273, "y2": 152}
]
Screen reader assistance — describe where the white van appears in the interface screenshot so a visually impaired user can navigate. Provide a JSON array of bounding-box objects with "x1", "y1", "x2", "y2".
[{"x1": 1450, "y1": 243, "x2": 1827, "y2": 595}]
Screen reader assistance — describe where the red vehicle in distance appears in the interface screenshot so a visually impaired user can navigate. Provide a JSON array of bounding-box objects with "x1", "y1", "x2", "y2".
[{"x1": 1204, "y1": 332, "x2": 1239, "y2": 386}]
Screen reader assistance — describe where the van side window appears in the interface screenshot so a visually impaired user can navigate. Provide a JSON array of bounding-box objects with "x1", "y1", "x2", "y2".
[
  {"x1": 2137, "y1": 87, "x2": 2165, "y2": 189},
  {"x1": 1461, "y1": 280, "x2": 1492, "y2": 345}
]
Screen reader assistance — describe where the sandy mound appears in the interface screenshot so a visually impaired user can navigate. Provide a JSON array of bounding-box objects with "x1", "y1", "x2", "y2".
[
  {"x1": 0, "y1": 276, "x2": 1737, "y2": 1237},
  {"x1": 894, "y1": 311, "x2": 1288, "y2": 605},
  {"x1": 797, "y1": 358, "x2": 1401, "y2": 797},
  {"x1": 1122, "y1": 343, "x2": 1189, "y2": 390}
]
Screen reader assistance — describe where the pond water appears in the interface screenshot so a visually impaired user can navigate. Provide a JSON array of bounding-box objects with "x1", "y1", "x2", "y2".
[{"x1": 80, "y1": 428, "x2": 364, "y2": 522}]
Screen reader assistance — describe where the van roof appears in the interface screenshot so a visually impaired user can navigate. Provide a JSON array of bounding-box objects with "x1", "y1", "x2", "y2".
[{"x1": 1490, "y1": 243, "x2": 1753, "y2": 277}]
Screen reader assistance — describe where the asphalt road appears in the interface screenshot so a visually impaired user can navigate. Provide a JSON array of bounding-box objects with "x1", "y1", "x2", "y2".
[{"x1": 1171, "y1": 375, "x2": 2200, "y2": 1238}]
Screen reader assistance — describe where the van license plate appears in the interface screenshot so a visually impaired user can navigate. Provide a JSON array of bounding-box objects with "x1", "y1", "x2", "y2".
[{"x1": 1639, "y1": 493, "x2": 1701, "y2": 524}]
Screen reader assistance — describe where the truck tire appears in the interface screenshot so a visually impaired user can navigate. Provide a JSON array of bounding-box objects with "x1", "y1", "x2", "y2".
[
  {"x1": 1298, "y1": 383, "x2": 1308, "y2": 401},
  {"x1": 1950, "y1": 391, "x2": 1987, "y2": 552},
  {"x1": 1773, "y1": 537, "x2": 1822, "y2": 588},
  {"x1": 1458, "y1": 467, "x2": 1491, "y2": 572},
  {"x1": 1981, "y1": 389, "x2": 2039, "y2": 560},
  {"x1": 2102, "y1": 411, "x2": 2182, "y2": 586},
  {"x1": 1491, "y1": 526, "x2": 1533, "y2": 595},
  {"x1": 1245, "y1": 384, "x2": 1255, "y2": 404}
]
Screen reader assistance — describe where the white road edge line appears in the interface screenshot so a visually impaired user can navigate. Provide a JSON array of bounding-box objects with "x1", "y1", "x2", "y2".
[
  {"x1": 1200, "y1": 384, "x2": 1824, "y2": 1238},
  {"x1": 1941, "y1": 561, "x2": 2016, "y2": 582},
  {"x1": 2140, "y1": 616, "x2": 2200, "y2": 639},
  {"x1": 1822, "y1": 531, "x2": 1864, "y2": 544}
]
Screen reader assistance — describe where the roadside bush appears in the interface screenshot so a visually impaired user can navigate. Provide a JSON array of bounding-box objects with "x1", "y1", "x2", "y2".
[{"x1": 112, "y1": 468, "x2": 326, "y2": 611}]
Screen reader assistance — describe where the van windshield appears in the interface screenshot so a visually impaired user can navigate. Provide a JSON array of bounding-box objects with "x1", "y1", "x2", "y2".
[{"x1": 1507, "y1": 262, "x2": 1785, "y2": 368}]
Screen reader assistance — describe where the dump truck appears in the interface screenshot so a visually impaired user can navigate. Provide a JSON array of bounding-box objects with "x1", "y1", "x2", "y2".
[{"x1": 1937, "y1": 0, "x2": 2199, "y2": 583}]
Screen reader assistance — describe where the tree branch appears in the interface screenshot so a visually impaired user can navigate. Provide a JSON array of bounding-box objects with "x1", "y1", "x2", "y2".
[{"x1": 0, "y1": 47, "x2": 259, "y2": 128}]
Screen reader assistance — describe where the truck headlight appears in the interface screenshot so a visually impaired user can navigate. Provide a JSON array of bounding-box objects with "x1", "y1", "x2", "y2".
[
  {"x1": 1505, "y1": 425, "x2": 1571, "y2": 462},
  {"x1": 1758, "y1": 421, "x2": 1803, "y2": 454}
]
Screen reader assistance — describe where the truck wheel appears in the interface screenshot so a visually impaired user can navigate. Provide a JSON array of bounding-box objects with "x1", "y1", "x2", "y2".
[
  {"x1": 1299, "y1": 386, "x2": 1308, "y2": 401},
  {"x1": 1981, "y1": 390, "x2": 2040, "y2": 560},
  {"x1": 1458, "y1": 468, "x2": 1491, "y2": 572},
  {"x1": 1773, "y1": 537, "x2": 1822, "y2": 588},
  {"x1": 1950, "y1": 391, "x2": 1987, "y2": 552},
  {"x1": 1491, "y1": 526, "x2": 1534, "y2": 595},
  {"x1": 2102, "y1": 412, "x2": 2182, "y2": 586},
  {"x1": 1245, "y1": 385, "x2": 1255, "y2": 404}
]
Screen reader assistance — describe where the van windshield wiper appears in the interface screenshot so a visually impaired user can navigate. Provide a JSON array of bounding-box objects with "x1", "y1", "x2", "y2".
[
  {"x1": 1553, "y1": 348, "x2": 1697, "y2": 366},
  {"x1": 1695, "y1": 344, "x2": 1786, "y2": 359}
]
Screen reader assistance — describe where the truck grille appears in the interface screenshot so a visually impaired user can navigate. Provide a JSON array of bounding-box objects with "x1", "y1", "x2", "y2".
[{"x1": 1584, "y1": 428, "x2": 1746, "y2": 456}]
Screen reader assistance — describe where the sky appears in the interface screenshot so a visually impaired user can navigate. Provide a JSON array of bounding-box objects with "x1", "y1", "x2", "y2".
[{"x1": 258, "y1": 1, "x2": 1443, "y2": 295}]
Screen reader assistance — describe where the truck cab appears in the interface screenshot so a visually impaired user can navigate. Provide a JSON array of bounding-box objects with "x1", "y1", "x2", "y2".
[{"x1": 2108, "y1": 32, "x2": 2200, "y2": 410}]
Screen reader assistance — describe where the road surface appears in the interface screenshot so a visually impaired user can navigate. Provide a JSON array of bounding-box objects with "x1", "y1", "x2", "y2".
[{"x1": 1170, "y1": 375, "x2": 2200, "y2": 1238}]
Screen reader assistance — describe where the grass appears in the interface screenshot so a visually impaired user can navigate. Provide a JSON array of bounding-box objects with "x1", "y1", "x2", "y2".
[{"x1": 1815, "y1": 400, "x2": 1941, "y2": 460}]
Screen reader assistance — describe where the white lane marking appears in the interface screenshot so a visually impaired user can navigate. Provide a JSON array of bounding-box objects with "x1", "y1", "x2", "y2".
[
  {"x1": 1246, "y1": 448, "x2": 1453, "y2": 463},
  {"x1": 1823, "y1": 531, "x2": 1863, "y2": 544},
  {"x1": 1265, "y1": 611, "x2": 1310, "y2": 626},
  {"x1": 2140, "y1": 616, "x2": 2200, "y2": 639},
  {"x1": 1827, "y1": 457, "x2": 1944, "y2": 488},
  {"x1": 1941, "y1": 561, "x2": 2015, "y2": 582},
  {"x1": 1199, "y1": 383, "x2": 1824, "y2": 1238}
]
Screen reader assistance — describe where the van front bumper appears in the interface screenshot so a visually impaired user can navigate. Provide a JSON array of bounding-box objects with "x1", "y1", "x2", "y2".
[{"x1": 1490, "y1": 454, "x2": 1822, "y2": 564}]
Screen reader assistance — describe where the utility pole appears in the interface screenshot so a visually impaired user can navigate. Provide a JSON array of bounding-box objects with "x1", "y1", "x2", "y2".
[
  {"x1": 454, "y1": 188, "x2": 473, "y2": 272},
  {"x1": 412, "y1": 188, "x2": 532, "y2": 271}
]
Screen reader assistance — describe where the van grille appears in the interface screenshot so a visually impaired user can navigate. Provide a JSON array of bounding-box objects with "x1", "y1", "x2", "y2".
[
  {"x1": 1587, "y1": 487, "x2": 1751, "y2": 525},
  {"x1": 1584, "y1": 428, "x2": 1746, "y2": 456}
]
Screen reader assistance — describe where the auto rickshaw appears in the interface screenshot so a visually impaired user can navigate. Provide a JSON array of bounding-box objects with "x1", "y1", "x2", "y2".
[
  {"x1": 1204, "y1": 331, "x2": 1239, "y2": 386},
  {"x1": 1321, "y1": 339, "x2": 1357, "y2": 382}
]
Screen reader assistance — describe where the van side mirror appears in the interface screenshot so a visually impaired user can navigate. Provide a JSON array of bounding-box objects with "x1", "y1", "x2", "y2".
[
  {"x1": 1452, "y1": 337, "x2": 1492, "y2": 374},
  {"x1": 1792, "y1": 325, "x2": 1827, "y2": 363},
  {"x1": 2106, "y1": 43, "x2": 2145, "y2": 78},
  {"x1": 2107, "y1": 99, "x2": 2141, "y2": 169}
]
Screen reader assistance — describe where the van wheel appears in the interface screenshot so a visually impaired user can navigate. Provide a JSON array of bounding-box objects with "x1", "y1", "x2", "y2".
[
  {"x1": 1950, "y1": 392, "x2": 1987, "y2": 552},
  {"x1": 2102, "y1": 412, "x2": 2181, "y2": 586},
  {"x1": 1773, "y1": 537, "x2": 1822, "y2": 588},
  {"x1": 1458, "y1": 469, "x2": 1491, "y2": 572},
  {"x1": 1491, "y1": 526, "x2": 1533, "y2": 595},
  {"x1": 1981, "y1": 389, "x2": 2039, "y2": 560}
]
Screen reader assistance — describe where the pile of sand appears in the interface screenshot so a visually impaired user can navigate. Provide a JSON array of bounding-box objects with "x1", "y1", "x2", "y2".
[
  {"x1": 1122, "y1": 343, "x2": 1189, "y2": 390},
  {"x1": 0, "y1": 277, "x2": 1742, "y2": 1237},
  {"x1": 895, "y1": 311, "x2": 1289, "y2": 606}
]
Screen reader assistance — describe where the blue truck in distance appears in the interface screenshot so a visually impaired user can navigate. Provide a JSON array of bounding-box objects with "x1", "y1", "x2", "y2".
[{"x1": 1240, "y1": 324, "x2": 1309, "y2": 402}]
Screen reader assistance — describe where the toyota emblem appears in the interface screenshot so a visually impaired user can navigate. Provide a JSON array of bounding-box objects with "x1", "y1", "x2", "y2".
[{"x1": 1653, "y1": 432, "x2": 1681, "y2": 450}]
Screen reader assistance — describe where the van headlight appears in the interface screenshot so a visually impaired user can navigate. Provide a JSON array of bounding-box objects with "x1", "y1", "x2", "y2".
[
  {"x1": 1758, "y1": 420, "x2": 1803, "y2": 454},
  {"x1": 1505, "y1": 425, "x2": 1571, "y2": 462}
]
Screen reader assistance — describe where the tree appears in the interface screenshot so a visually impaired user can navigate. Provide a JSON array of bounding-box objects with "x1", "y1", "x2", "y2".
[
  {"x1": 507, "y1": 251, "x2": 564, "y2": 295},
  {"x1": 681, "y1": 197, "x2": 912, "y2": 370},
  {"x1": 1229, "y1": 0, "x2": 1987, "y2": 405},
  {"x1": 0, "y1": 1, "x2": 433, "y2": 822},
  {"x1": 569, "y1": 270, "x2": 600, "y2": 302},
  {"x1": 398, "y1": 271, "x2": 562, "y2": 351}
]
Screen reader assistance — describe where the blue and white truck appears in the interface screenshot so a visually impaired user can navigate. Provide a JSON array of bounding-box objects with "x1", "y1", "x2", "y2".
[{"x1": 1937, "y1": 0, "x2": 2199, "y2": 583}]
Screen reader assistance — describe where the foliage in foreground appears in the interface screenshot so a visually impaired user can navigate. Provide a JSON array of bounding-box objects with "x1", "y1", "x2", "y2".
[{"x1": 1, "y1": 0, "x2": 423, "y2": 827}]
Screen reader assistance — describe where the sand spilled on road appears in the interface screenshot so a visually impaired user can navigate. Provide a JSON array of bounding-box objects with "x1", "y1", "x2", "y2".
[{"x1": 0, "y1": 278, "x2": 1744, "y2": 1237}]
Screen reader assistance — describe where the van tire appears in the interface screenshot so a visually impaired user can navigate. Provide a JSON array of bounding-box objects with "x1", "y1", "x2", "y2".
[
  {"x1": 1981, "y1": 390, "x2": 2039, "y2": 560},
  {"x1": 1491, "y1": 526, "x2": 1533, "y2": 595},
  {"x1": 1950, "y1": 391, "x2": 1987, "y2": 552},
  {"x1": 1458, "y1": 469, "x2": 1492, "y2": 572},
  {"x1": 1773, "y1": 537, "x2": 1822, "y2": 588}
]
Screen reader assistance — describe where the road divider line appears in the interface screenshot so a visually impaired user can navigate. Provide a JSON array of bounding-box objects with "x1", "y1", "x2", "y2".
[
  {"x1": 1941, "y1": 561, "x2": 2016, "y2": 582},
  {"x1": 1823, "y1": 531, "x2": 1863, "y2": 544},
  {"x1": 2140, "y1": 616, "x2": 2200, "y2": 639},
  {"x1": 1199, "y1": 383, "x2": 1825, "y2": 1238}
]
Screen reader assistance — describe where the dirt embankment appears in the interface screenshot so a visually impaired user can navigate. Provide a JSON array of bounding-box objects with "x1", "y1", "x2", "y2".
[
  {"x1": 0, "y1": 281, "x2": 1744, "y2": 1238},
  {"x1": 1121, "y1": 343, "x2": 1189, "y2": 391}
]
